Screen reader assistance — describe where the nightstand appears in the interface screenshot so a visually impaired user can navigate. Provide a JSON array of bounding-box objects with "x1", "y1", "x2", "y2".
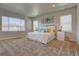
[{"x1": 57, "y1": 31, "x2": 65, "y2": 41}]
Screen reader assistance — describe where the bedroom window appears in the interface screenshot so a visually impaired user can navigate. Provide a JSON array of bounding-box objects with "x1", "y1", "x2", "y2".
[
  {"x1": 20, "y1": 20, "x2": 25, "y2": 31},
  {"x1": 2, "y1": 16, "x2": 9, "y2": 31},
  {"x1": 2, "y1": 16, "x2": 25, "y2": 31},
  {"x1": 60, "y1": 15, "x2": 72, "y2": 32},
  {"x1": 33, "y1": 20, "x2": 38, "y2": 31}
]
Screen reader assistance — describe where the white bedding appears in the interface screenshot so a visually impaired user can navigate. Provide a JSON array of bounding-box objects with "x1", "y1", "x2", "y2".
[{"x1": 27, "y1": 32, "x2": 55, "y2": 44}]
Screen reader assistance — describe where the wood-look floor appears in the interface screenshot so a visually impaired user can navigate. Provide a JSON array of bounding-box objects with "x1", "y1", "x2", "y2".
[
  {"x1": 0, "y1": 37, "x2": 79, "y2": 56},
  {"x1": 47, "y1": 40, "x2": 79, "y2": 56}
]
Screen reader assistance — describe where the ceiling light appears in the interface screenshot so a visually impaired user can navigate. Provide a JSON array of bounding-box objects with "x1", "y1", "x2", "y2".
[{"x1": 52, "y1": 5, "x2": 55, "y2": 7}]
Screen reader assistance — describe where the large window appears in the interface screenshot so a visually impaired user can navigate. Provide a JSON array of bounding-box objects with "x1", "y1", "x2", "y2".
[
  {"x1": 60, "y1": 15, "x2": 72, "y2": 32},
  {"x1": 2, "y1": 16, "x2": 9, "y2": 31},
  {"x1": 2, "y1": 16, "x2": 25, "y2": 31},
  {"x1": 33, "y1": 20, "x2": 38, "y2": 31}
]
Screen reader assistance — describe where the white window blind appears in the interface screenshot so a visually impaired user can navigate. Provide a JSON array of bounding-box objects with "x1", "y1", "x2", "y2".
[
  {"x1": 33, "y1": 20, "x2": 38, "y2": 31},
  {"x1": 2, "y1": 16, "x2": 25, "y2": 31},
  {"x1": 60, "y1": 15, "x2": 72, "y2": 32},
  {"x1": 2, "y1": 16, "x2": 9, "y2": 31}
]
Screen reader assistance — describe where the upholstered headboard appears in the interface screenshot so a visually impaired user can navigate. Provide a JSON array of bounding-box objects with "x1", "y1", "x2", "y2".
[{"x1": 37, "y1": 26, "x2": 56, "y2": 32}]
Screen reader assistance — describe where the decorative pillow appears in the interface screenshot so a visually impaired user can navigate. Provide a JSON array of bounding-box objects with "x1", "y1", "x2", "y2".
[
  {"x1": 48, "y1": 27, "x2": 51, "y2": 32},
  {"x1": 48, "y1": 26, "x2": 55, "y2": 32}
]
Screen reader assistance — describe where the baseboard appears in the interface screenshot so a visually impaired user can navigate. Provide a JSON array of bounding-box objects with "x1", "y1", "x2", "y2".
[
  {"x1": 0, "y1": 35, "x2": 25, "y2": 41},
  {"x1": 65, "y1": 37, "x2": 76, "y2": 42},
  {"x1": 69, "y1": 39, "x2": 76, "y2": 42}
]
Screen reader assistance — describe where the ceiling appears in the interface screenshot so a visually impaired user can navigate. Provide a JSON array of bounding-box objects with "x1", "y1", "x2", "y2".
[{"x1": 0, "y1": 3, "x2": 77, "y2": 18}]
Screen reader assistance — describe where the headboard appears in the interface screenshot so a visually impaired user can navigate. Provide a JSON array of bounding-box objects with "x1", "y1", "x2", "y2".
[{"x1": 38, "y1": 26, "x2": 56, "y2": 32}]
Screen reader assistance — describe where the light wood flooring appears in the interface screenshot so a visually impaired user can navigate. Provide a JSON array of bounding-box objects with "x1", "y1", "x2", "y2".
[
  {"x1": 47, "y1": 40, "x2": 79, "y2": 56},
  {"x1": 0, "y1": 37, "x2": 79, "y2": 56}
]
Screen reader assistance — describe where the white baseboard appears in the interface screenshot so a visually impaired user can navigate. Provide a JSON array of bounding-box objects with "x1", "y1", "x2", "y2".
[
  {"x1": 0, "y1": 35, "x2": 25, "y2": 41},
  {"x1": 69, "y1": 38, "x2": 76, "y2": 42}
]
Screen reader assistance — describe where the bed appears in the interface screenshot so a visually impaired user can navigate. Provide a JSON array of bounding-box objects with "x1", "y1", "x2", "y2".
[{"x1": 27, "y1": 26, "x2": 56, "y2": 44}]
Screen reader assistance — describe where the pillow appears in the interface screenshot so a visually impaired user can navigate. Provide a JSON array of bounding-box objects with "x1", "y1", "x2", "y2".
[
  {"x1": 48, "y1": 27, "x2": 52, "y2": 32},
  {"x1": 40, "y1": 29, "x2": 45, "y2": 32},
  {"x1": 48, "y1": 26, "x2": 55, "y2": 32}
]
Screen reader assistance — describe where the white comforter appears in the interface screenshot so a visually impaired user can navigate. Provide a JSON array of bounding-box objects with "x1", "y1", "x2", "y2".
[{"x1": 27, "y1": 32, "x2": 55, "y2": 44}]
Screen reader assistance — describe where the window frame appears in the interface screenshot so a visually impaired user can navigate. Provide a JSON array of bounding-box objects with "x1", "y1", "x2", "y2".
[
  {"x1": 2, "y1": 16, "x2": 25, "y2": 31},
  {"x1": 60, "y1": 14, "x2": 72, "y2": 32},
  {"x1": 33, "y1": 20, "x2": 38, "y2": 31}
]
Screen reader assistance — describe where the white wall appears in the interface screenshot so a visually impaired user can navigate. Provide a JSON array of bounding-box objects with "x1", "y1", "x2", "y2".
[
  {"x1": 0, "y1": 8, "x2": 27, "y2": 39},
  {"x1": 0, "y1": 8, "x2": 24, "y2": 19},
  {"x1": 25, "y1": 17, "x2": 33, "y2": 33},
  {"x1": 33, "y1": 7, "x2": 77, "y2": 41},
  {"x1": 77, "y1": 4, "x2": 79, "y2": 45}
]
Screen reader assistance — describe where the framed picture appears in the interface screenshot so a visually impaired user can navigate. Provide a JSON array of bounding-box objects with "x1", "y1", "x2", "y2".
[{"x1": 46, "y1": 16, "x2": 54, "y2": 23}]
